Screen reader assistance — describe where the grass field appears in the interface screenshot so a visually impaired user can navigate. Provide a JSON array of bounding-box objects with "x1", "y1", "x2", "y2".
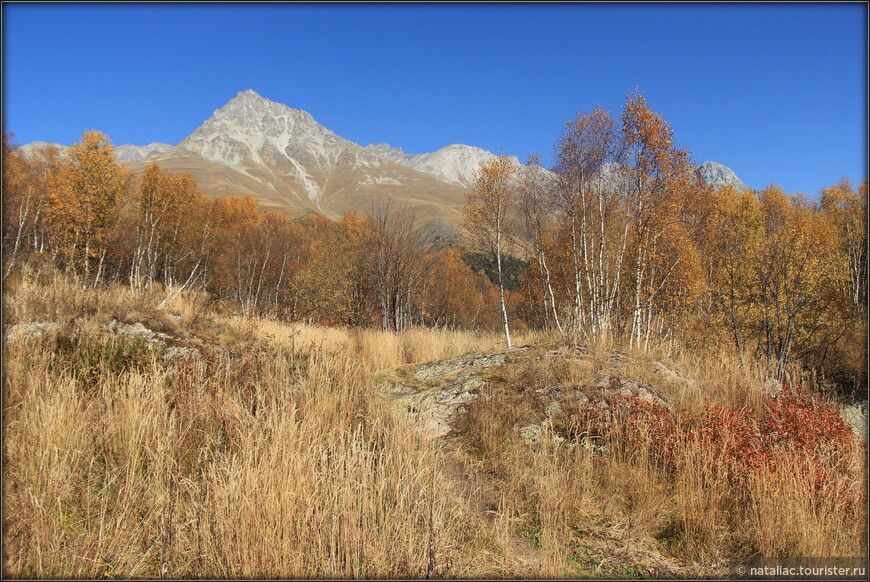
[{"x1": 2, "y1": 271, "x2": 866, "y2": 578}]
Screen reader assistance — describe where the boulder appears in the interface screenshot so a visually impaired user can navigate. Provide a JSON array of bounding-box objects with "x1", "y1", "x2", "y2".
[
  {"x1": 518, "y1": 424, "x2": 542, "y2": 443},
  {"x1": 592, "y1": 375, "x2": 671, "y2": 409},
  {"x1": 839, "y1": 401, "x2": 867, "y2": 443},
  {"x1": 4, "y1": 321, "x2": 62, "y2": 341}
]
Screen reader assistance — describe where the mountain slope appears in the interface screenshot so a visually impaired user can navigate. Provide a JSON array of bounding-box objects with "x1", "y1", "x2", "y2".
[
  {"x1": 133, "y1": 90, "x2": 470, "y2": 222},
  {"x1": 699, "y1": 161, "x2": 747, "y2": 190},
  {"x1": 365, "y1": 142, "x2": 520, "y2": 187},
  {"x1": 115, "y1": 142, "x2": 172, "y2": 162},
  {"x1": 17, "y1": 90, "x2": 749, "y2": 225}
]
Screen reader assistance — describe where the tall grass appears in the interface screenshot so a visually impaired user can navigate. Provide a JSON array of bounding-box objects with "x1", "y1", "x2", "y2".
[
  {"x1": 4, "y1": 336, "x2": 500, "y2": 578},
  {"x1": 2, "y1": 275, "x2": 511, "y2": 578},
  {"x1": 456, "y1": 337, "x2": 867, "y2": 577},
  {"x1": 3, "y1": 272, "x2": 864, "y2": 578},
  {"x1": 251, "y1": 317, "x2": 542, "y2": 373}
]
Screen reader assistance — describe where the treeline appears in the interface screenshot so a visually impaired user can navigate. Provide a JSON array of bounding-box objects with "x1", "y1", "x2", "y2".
[
  {"x1": 466, "y1": 92, "x2": 866, "y2": 380},
  {"x1": 1, "y1": 131, "x2": 503, "y2": 331},
  {"x1": 3, "y1": 91, "x2": 866, "y2": 380}
]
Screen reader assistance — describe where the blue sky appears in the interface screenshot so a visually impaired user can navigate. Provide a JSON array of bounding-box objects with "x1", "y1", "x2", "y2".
[{"x1": 2, "y1": 2, "x2": 867, "y2": 195}]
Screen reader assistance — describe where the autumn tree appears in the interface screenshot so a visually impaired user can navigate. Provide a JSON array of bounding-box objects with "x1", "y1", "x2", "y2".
[
  {"x1": 619, "y1": 91, "x2": 697, "y2": 349},
  {"x1": 360, "y1": 200, "x2": 431, "y2": 332},
  {"x1": 205, "y1": 195, "x2": 265, "y2": 311},
  {"x1": 2, "y1": 132, "x2": 44, "y2": 279},
  {"x1": 514, "y1": 154, "x2": 565, "y2": 337},
  {"x1": 420, "y1": 247, "x2": 499, "y2": 329},
  {"x1": 552, "y1": 106, "x2": 627, "y2": 340},
  {"x1": 463, "y1": 153, "x2": 517, "y2": 347},
  {"x1": 41, "y1": 131, "x2": 130, "y2": 286},
  {"x1": 752, "y1": 187, "x2": 844, "y2": 378},
  {"x1": 129, "y1": 164, "x2": 208, "y2": 294},
  {"x1": 285, "y1": 213, "x2": 367, "y2": 325},
  {"x1": 820, "y1": 178, "x2": 867, "y2": 312},
  {"x1": 702, "y1": 185, "x2": 764, "y2": 357}
]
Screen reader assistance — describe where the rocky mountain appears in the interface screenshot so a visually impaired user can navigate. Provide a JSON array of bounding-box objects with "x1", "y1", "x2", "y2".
[
  {"x1": 364, "y1": 142, "x2": 520, "y2": 187},
  {"x1": 115, "y1": 142, "x2": 172, "y2": 162},
  {"x1": 18, "y1": 140, "x2": 171, "y2": 163},
  {"x1": 133, "y1": 90, "x2": 470, "y2": 222},
  {"x1": 698, "y1": 161, "x2": 747, "y2": 190},
  {"x1": 18, "y1": 141, "x2": 68, "y2": 158},
  {"x1": 17, "y1": 90, "x2": 748, "y2": 225}
]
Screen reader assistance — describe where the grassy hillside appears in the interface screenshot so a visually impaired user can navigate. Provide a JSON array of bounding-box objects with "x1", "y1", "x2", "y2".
[{"x1": 2, "y1": 271, "x2": 865, "y2": 578}]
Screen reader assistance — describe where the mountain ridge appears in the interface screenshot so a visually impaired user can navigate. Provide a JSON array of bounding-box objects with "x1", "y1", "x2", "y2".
[{"x1": 17, "y1": 90, "x2": 750, "y2": 222}]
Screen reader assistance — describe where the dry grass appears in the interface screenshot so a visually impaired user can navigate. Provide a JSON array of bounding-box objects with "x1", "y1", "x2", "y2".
[
  {"x1": 3, "y1": 338, "x2": 505, "y2": 578},
  {"x1": 741, "y1": 451, "x2": 866, "y2": 557},
  {"x1": 248, "y1": 316, "x2": 542, "y2": 373},
  {"x1": 3, "y1": 272, "x2": 865, "y2": 578},
  {"x1": 2, "y1": 275, "x2": 510, "y2": 578},
  {"x1": 454, "y1": 340, "x2": 867, "y2": 577}
]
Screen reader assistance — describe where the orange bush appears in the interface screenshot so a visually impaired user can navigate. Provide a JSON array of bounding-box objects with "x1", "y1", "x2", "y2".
[{"x1": 572, "y1": 385, "x2": 860, "y2": 507}]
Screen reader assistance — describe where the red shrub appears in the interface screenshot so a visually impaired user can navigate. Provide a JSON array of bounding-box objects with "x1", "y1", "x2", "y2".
[
  {"x1": 572, "y1": 384, "x2": 859, "y2": 504},
  {"x1": 762, "y1": 386, "x2": 855, "y2": 465}
]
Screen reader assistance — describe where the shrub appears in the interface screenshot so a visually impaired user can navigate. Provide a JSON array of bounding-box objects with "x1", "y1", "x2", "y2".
[
  {"x1": 571, "y1": 385, "x2": 859, "y2": 502},
  {"x1": 52, "y1": 333, "x2": 159, "y2": 389}
]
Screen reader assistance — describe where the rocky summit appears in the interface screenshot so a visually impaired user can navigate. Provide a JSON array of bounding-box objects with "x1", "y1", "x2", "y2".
[
  {"x1": 19, "y1": 90, "x2": 748, "y2": 224},
  {"x1": 699, "y1": 160, "x2": 747, "y2": 190}
]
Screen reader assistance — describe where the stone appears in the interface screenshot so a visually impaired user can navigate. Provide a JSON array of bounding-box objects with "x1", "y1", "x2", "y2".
[
  {"x1": 839, "y1": 401, "x2": 867, "y2": 443},
  {"x1": 652, "y1": 361, "x2": 689, "y2": 383},
  {"x1": 462, "y1": 377, "x2": 483, "y2": 391},
  {"x1": 118, "y1": 321, "x2": 154, "y2": 337},
  {"x1": 518, "y1": 424, "x2": 542, "y2": 443},
  {"x1": 5, "y1": 321, "x2": 62, "y2": 341},
  {"x1": 545, "y1": 400, "x2": 562, "y2": 417},
  {"x1": 163, "y1": 346, "x2": 199, "y2": 360}
]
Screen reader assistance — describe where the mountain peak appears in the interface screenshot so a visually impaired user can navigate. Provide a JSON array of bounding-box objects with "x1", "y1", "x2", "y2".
[
  {"x1": 171, "y1": 90, "x2": 377, "y2": 200},
  {"x1": 364, "y1": 143, "x2": 407, "y2": 159},
  {"x1": 225, "y1": 89, "x2": 267, "y2": 104},
  {"x1": 217, "y1": 89, "x2": 302, "y2": 117},
  {"x1": 699, "y1": 161, "x2": 747, "y2": 190},
  {"x1": 365, "y1": 141, "x2": 519, "y2": 186},
  {"x1": 178, "y1": 90, "x2": 331, "y2": 164},
  {"x1": 115, "y1": 142, "x2": 173, "y2": 162}
]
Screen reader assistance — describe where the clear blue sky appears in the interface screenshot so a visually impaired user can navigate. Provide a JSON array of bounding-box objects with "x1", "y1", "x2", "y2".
[{"x1": 3, "y1": 2, "x2": 867, "y2": 195}]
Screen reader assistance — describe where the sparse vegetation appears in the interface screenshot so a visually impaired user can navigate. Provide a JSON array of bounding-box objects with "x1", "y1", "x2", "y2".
[{"x1": 3, "y1": 272, "x2": 865, "y2": 578}]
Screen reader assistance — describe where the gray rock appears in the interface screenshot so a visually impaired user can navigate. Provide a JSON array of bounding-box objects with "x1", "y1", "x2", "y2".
[
  {"x1": 518, "y1": 424, "x2": 542, "y2": 443},
  {"x1": 593, "y1": 375, "x2": 621, "y2": 390},
  {"x1": 571, "y1": 390, "x2": 589, "y2": 404},
  {"x1": 699, "y1": 161, "x2": 747, "y2": 190},
  {"x1": 652, "y1": 361, "x2": 690, "y2": 384},
  {"x1": 112, "y1": 320, "x2": 173, "y2": 350},
  {"x1": 462, "y1": 377, "x2": 483, "y2": 391},
  {"x1": 163, "y1": 346, "x2": 198, "y2": 360},
  {"x1": 545, "y1": 400, "x2": 562, "y2": 418},
  {"x1": 840, "y1": 401, "x2": 867, "y2": 443},
  {"x1": 590, "y1": 375, "x2": 671, "y2": 409},
  {"x1": 413, "y1": 353, "x2": 505, "y2": 381},
  {"x1": 118, "y1": 322, "x2": 154, "y2": 337},
  {"x1": 5, "y1": 321, "x2": 62, "y2": 341}
]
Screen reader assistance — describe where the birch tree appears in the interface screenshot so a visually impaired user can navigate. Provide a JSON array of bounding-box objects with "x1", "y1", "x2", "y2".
[
  {"x1": 360, "y1": 201, "x2": 431, "y2": 332},
  {"x1": 552, "y1": 106, "x2": 628, "y2": 340},
  {"x1": 463, "y1": 154, "x2": 517, "y2": 348},
  {"x1": 619, "y1": 91, "x2": 695, "y2": 349},
  {"x1": 514, "y1": 154, "x2": 565, "y2": 337}
]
